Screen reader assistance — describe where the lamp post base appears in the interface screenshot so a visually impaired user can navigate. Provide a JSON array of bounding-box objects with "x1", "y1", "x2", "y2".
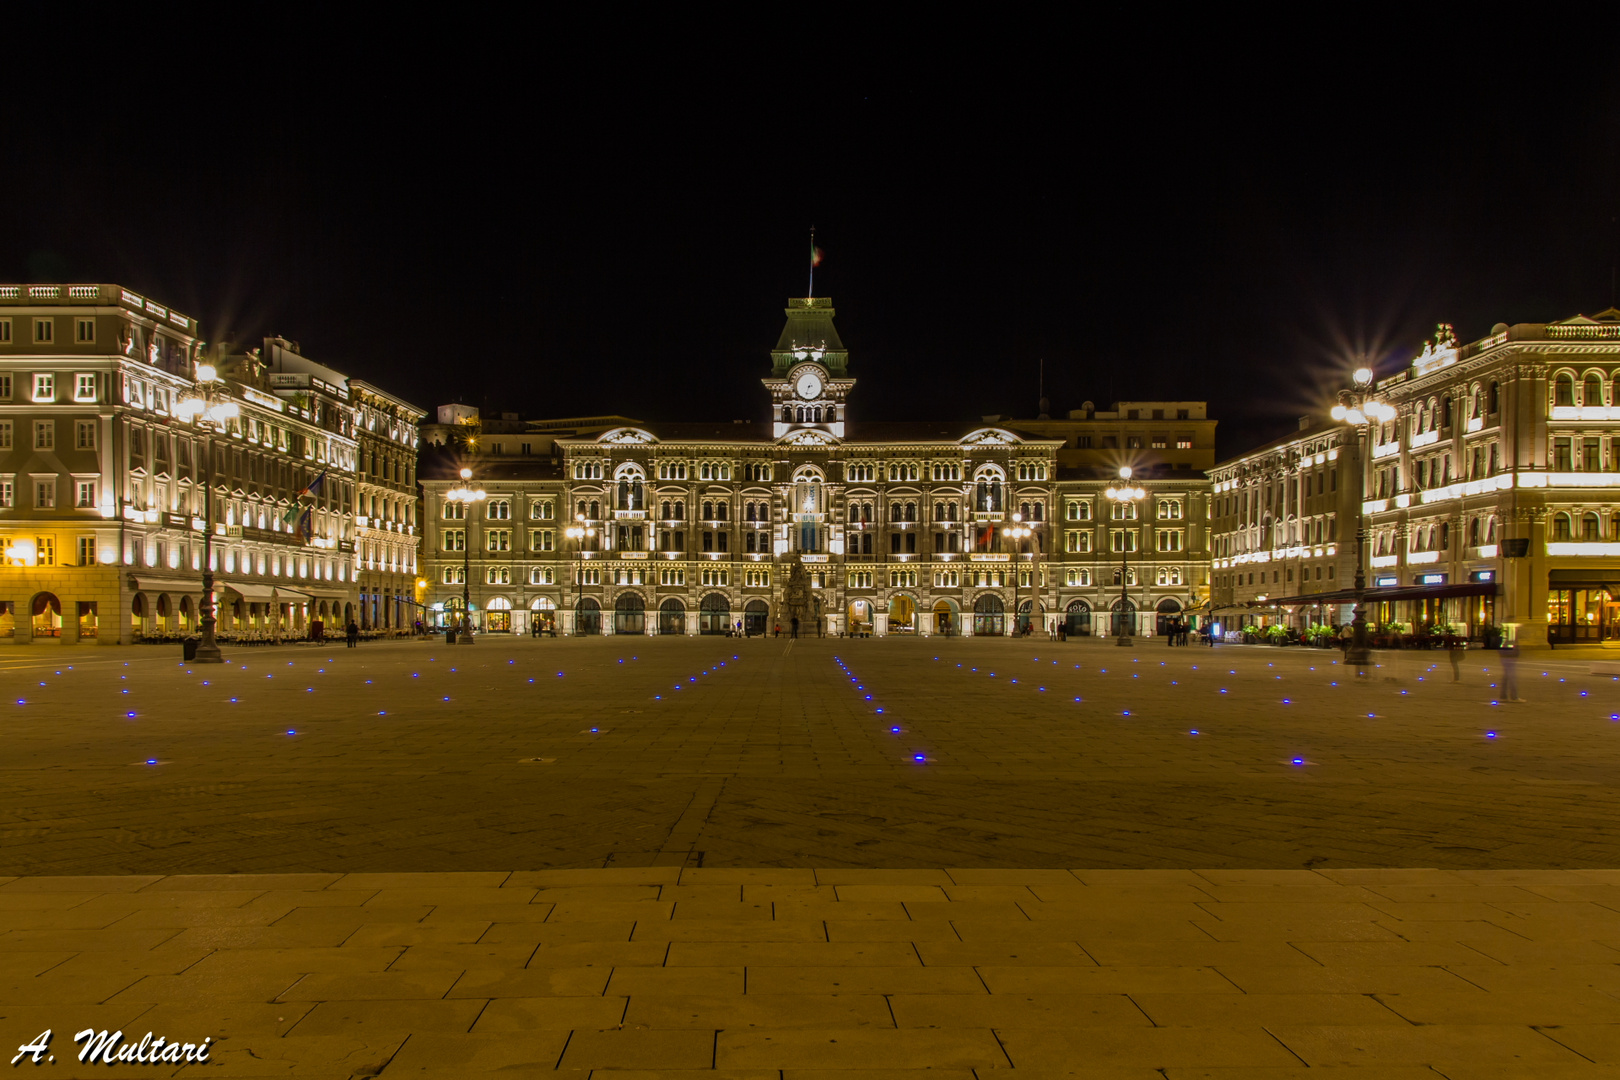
[
  {"x1": 458, "y1": 635, "x2": 476, "y2": 645},
  {"x1": 1114, "y1": 633, "x2": 1133, "y2": 647},
  {"x1": 192, "y1": 643, "x2": 225, "y2": 663},
  {"x1": 1345, "y1": 644, "x2": 1371, "y2": 668}
]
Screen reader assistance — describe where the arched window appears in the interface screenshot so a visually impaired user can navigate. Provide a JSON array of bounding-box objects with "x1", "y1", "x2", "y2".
[
  {"x1": 782, "y1": 406, "x2": 792, "y2": 423},
  {"x1": 673, "y1": 500, "x2": 684, "y2": 520},
  {"x1": 589, "y1": 500, "x2": 600, "y2": 519},
  {"x1": 1428, "y1": 399, "x2": 1440, "y2": 430},
  {"x1": 1489, "y1": 381, "x2": 1500, "y2": 413},
  {"x1": 1019, "y1": 501, "x2": 1031, "y2": 519},
  {"x1": 1439, "y1": 521, "x2": 1449, "y2": 549},
  {"x1": 1486, "y1": 517, "x2": 1497, "y2": 543},
  {"x1": 1469, "y1": 518, "x2": 1480, "y2": 546},
  {"x1": 1555, "y1": 373, "x2": 1576, "y2": 407},
  {"x1": 661, "y1": 500, "x2": 671, "y2": 519},
  {"x1": 1553, "y1": 513, "x2": 1573, "y2": 541},
  {"x1": 1586, "y1": 374, "x2": 1605, "y2": 406},
  {"x1": 715, "y1": 501, "x2": 727, "y2": 521},
  {"x1": 702, "y1": 501, "x2": 714, "y2": 520},
  {"x1": 1584, "y1": 512, "x2": 1601, "y2": 541}
]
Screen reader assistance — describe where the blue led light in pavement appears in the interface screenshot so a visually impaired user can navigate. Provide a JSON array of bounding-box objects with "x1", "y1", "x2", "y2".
[
  {"x1": 876, "y1": 708, "x2": 884, "y2": 713},
  {"x1": 590, "y1": 727, "x2": 599, "y2": 733},
  {"x1": 1292, "y1": 758, "x2": 1304, "y2": 765},
  {"x1": 891, "y1": 727, "x2": 900, "y2": 733},
  {"x1": 1283, "y1": 699, "x2": 1291, "y2": 704},
  {"x1": 126, "y1": 712, "x2": 135, "y2": 718},
  {"x1": 147, "y1": 759, "x2": 156, "y2": 765},
  {"x1": 914, "y1": 754, "x2": 925, "y2": 762},
  {"x1": 230, "y1": 698, "x2": 238, "y2": 703},
  {"x1": 1123, "y1": 710, "x2": 1131, "y2": 716},
  {"x1": 1190, "y1": 730, "x2": 1198, "y2": 735},
  {"x1": 443, "y1": 697, "x2": 450, "y2": 701},
  {"x1": 1487, "y1": 731, "x2": 1497, "y2": 738}
]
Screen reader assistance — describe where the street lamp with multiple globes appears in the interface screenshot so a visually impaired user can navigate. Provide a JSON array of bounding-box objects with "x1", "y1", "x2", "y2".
[
  {"x1": 1330, "y1": 366, "x2": 1397, "y2": 669},
  {"x1": 175, "y1": 362, "x2": 240, "y2": 664},
  {"x1": 1006, "y1": 513, "x2": 1032, "y2": 636},
  {"x1": 1105, "y1": 466, "x2": 1146, "y2": 647},
  {"x1": 444, "y1": 467, "x2": 485, "y2": 644},
  {"x1": 564, "y1": 516, "x2": 596, "y2": 635}
]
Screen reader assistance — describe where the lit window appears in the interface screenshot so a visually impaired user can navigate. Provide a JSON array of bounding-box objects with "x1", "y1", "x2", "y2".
[
  {"x1": 32, "y1": 373, "x2": 54, "y2": 402},
  {"x1": 35, "y1": 479, "x2": 55, "y2": 508},
  {"x1": 33, "y1": 421, "x2": 53, "y2": 449},
  {"x1": 75, "y1": 480, "x2": 95, "y2": 508},
  {"x1": 75, "y1": 420, "x2": 96, "y2": 449}
]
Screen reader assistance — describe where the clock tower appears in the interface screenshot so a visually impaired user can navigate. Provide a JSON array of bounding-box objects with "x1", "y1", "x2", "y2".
[{"x1": 765, "y1": 296, "x2": 854, "y2": 440}]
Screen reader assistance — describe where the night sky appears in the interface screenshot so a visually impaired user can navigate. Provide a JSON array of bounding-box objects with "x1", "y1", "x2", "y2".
[{"x1": 2, "y1": 32, "x2": 1616, "y2": 455}]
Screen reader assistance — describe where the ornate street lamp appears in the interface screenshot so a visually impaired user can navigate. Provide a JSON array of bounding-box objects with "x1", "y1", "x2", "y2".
[
  {"x1": 1331, "y1": 366, "x2": 1396, "y2": 670},
  {"x1": 445, "y1": 467, "x2": 485, "y2": 644},
  {"x1": 565, "y1": 515, "x2": 596, "y2": 635},
  {"x1": 175, "y1": 362, "x2": 239, "y2": 664},
  {"x1": 1105, "y1": 466, "x2": 1146, "y2": 647},
  {"x1": 1006, "y1": 513, "x2": 1031, "y2": 636}
]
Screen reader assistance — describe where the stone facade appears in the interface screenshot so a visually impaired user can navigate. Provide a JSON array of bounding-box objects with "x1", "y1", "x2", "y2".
[
  {"x1": 0, "y1": 285, "x2": 420, "y2": 645},
  {"x1": 420, "y1": 298, "x2": 1217, "y2": 638}
]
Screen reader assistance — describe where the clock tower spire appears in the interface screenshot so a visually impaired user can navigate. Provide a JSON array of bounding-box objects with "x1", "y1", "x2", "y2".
[{"x1": 766, "y1": 296, "x2": 853, "y2": 441}]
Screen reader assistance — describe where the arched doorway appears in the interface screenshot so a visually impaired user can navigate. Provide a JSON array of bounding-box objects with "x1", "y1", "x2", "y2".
[
  {"x1": 31, "y1": 593, "x2": 61, "y2": 638},
  {"x1": 1111, "y1": 596, "x2": 1137, "y2": 636},
  {"x1": 614, "y1": 593, "x2": 645, "y2": 635},
  {"x1": 1065, "y1": 599, "x2": 1091, "y2": 637},
  {"x1": 576, "y1": 597, "x2": 601, "y2": 635},
  {"x1": 1155, "y1": 597, "x2": 1182, "y2": 637},
  {"x1": 973, "y1": 593, "x2": 1004, "y2": 636},
  {"x1": 698, "y1": 593, "x2": 729, "y2": 635},
  {"x1": 743, "y1": 599, "x2": 768, "y2": 637},
  {"x1": 179, "y1": 595, "x2": 194, "y2": 631},
  {"x1": 1015, "y1": 599, "x2": 1036, "y2": 635},
  {"x1": 531, "y1": 596, "x2": 557, "y2": 634},
  {"x1": 658, "y1": 598, "x2": 684, "y2": 635},
  {"x1": 890, "y1": 594, "x2": 916, "y2": 633},
  {"x1": 848, "y1": 599, "x2": 872, "y2": 635},
  {"x1": 487, "y1": 596, "x2": 513, "y2": 633},
  {"x1": 932, "y1": 599, "x2": 958, "y2": 636}
]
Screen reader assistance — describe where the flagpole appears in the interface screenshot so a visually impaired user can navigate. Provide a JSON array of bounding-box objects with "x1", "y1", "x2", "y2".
[{"x1": 808, "y1": 226, "x2": 816, "y2": 298}]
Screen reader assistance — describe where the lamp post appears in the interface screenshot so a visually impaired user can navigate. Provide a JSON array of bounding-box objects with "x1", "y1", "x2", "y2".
[
  {"x1": 565, "y1": 515, "x2": 595, "y2": 635},
  {"x1": 1006, "y1": 513, "x2": 1031, "y2": 636},
  {"x1": 445, "y1": 467, "x2": 485, "y2": 644},
  {"x1": 1331, "y1": 366, "x2": 1395, "y2": 670},
  {"x1": 176, "y1": 362, "x2": 239, "y2": 664},
  {"x1": 1105, "y1": 466, "x2": 1146, "y2": 647}
]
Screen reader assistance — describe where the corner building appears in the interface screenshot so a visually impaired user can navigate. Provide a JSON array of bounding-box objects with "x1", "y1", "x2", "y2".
[{"x1": 421, "y1": 298, "x2": 1216, "y2": 637}]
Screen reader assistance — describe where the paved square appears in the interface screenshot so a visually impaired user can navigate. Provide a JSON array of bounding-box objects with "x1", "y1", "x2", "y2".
[
  {"x1": 0, "y1": 637, "x2": 1616, "y2": 875},
  {"x1": 6, "y1": 638, "x2": 1620, "y2": 1077}
]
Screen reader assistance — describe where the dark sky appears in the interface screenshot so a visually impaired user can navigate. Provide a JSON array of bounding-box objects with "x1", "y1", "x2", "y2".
[{"x1": 3, "y1": 26, "x2": 1617, "y2": 456}]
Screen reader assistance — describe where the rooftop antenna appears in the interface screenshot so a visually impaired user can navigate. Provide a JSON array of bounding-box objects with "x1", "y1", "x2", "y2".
[
  {"x1": 808, "y1": 227, "x2": 822, "y2": 298},
  {"x1": 1038, "y1": 358, "x2": 1050, "y2": 419}
]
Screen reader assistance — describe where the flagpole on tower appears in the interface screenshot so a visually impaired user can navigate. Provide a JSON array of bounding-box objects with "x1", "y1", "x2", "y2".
[{"x1": 808, "y1": 226, "x2": 816, "y2": 298}]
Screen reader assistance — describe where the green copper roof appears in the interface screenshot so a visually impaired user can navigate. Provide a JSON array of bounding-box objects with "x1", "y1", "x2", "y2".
[{"x1": 771, "y1": 297, "x2": 848, "y2": 375}]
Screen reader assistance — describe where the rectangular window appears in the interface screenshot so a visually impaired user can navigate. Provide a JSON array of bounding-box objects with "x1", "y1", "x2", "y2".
[
  {"x1": 0, "y1": 421, "x2": 10, "y2": 449},
  {"x1": 35, "y1": 480, "x2": 54, "y2": 508},
  {"x1": 443, "y1": 529, "x2": 465, "y2": 551},
  {"x1": 36, "y1": 537, "x2": 55, "y2": 565},
  {"x1": 75, "y1": 480, "x2": 95, "y2": 507},
  {"x1": 1554, "y1": 437, "x2": 1574, "y2": 472},
  {"x1": 75, "y1": 420, "x2": 96, "y2": 449},
  {"x1": 73, "y1": 374, "x2": 96, "y2": 402},
  {"x1": 0, "y1": 319, "x2": 10, "y2": 343},
  {"x1": 76, "y1": 536, "x2": 96, "y2": 565},
  {"x1": 33, "y1": 421, "x2": 53, "y2": 449},
  {"x1": 75, "y1": 319, "x2": 95, "y2": 344},
  {"x1": 1157, "y1": 530, "x2": 1183, "y2": 552},
  {"x1": 1151, "y1": 434, "x2": 1167, "y2": 449},
  {"x1": 487, "y1": 529, "x2": 511, "y2": 552},
  {"x1": 1176, "y1": 435, "x2": 1193, "y2": 449},
  {"x1": 1584, "y1": 437, "x2": 1601, "y2": 472},
  {"x1": 0, "y1": 479, "x2": 11, "y2": 507},
  {"x1": 33, "y1": 319, "x2": 53, "y2": 344},
  {"x1": 1075, "y1": 435, "x2": 1093, "y2": 448},
  {"x1": 531, "y1": 529, "x2": 554, "y2": 551},
  {"x1": 1126, "y1": 435, "x2": 1143, "y2": 449},
  {"x1": 1111, "y1": 530, "x2": 1136, "y2": 552},
  {"x1": 32, "y1": 373, "x2": 54, "y2": 402}
]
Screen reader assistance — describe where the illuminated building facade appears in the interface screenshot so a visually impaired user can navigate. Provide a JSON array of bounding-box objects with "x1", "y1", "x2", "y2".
[
  {"x1": 420, "y1": 298, "x2": 1217, "y2": 637},
  {"x1": 351, "y1": 380, "x2": 425, "y2": 629},
  {"x1": 0, "y1": 284, "x2": 416, "y2": 644},
  {"x1": 1208, "y1": 419, "x2": 1362, "y2": 628},
  {"x1": 1359, "y1": 311, "x2": 1620, "y2": 646}
]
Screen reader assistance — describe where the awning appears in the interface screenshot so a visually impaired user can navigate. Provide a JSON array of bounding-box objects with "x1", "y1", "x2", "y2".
[
  {"x1": 300, "y1": 588, "x2": 353, "y2": 602},
  {"x1": 133, "y1": 576, "x2": 204, "y2": 594},
  {"x1": 220, "y1": 581, "x2": 305, "y2": 602},
  {"x1": 1274, "y1": 582, "x2": 1499, "y2": 606}
]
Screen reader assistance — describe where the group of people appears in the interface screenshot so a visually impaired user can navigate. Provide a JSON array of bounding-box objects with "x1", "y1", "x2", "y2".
[
  {"x1": 306, "y1": 617, "x2": 362, "y2": 648},
  {"x1": 1162, "y1": 619, "x2": 1195, "y2": 646}
]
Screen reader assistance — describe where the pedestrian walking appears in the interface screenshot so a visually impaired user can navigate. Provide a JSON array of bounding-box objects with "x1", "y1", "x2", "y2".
[
  {"x1": 1500, "y1": 641, "x2": 1524, "y2": 702},
  {"x1": 345, "y1": 620, "x2": 359, "y2": 648},
  {"x1": 790, "y1": 616, "x2": 800, "y2": 639},
  {"x1": 1448, "y1": 640, "x2": 1465, "y2": 682}
]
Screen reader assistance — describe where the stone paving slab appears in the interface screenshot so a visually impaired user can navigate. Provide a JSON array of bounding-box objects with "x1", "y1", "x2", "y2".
[{"x1": 0, "y1": 870, "x2": 1616, "y2": 1076}]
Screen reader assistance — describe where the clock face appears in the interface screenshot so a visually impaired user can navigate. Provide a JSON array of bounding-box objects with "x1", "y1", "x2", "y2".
[{"x1": 796, "y1": 371, "x2": 823, "y2": 399}]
